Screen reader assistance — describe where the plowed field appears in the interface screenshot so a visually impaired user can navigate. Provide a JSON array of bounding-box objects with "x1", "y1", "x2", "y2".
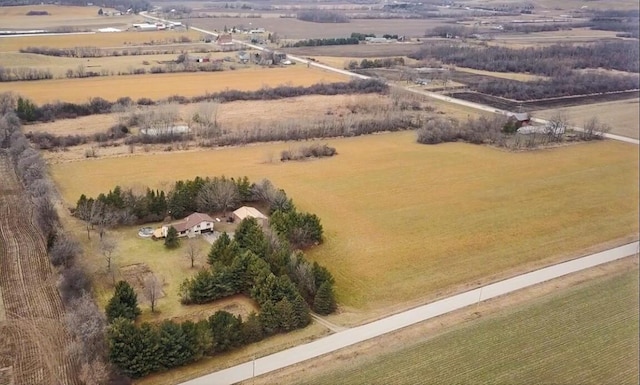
[{"x1": 0, "y1": 155, "x2": 78, "y2": 385}]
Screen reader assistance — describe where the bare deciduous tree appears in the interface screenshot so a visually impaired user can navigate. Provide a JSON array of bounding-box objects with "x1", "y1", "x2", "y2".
[
  {"x1": 196, "y1": 178, "x2": 239, "y2": 215},
  {"x1": 144, "y1": 274, "x2": 163, "y2": 313},
  {"x1": 185, "y1": 240, "x2": 201, "y2": 268},
  {"x1": 192, "y1": 101, "x2": 220, "y2": 138},
  {"x1": 99, "y1": 235, "x2": 117, "y2": 272},
  {"x1": 581, "y1": 116, "x2": 611, "y2": 141},
  {"x1": 545, "y1": 112, "x2": 569, "y2": 142}
]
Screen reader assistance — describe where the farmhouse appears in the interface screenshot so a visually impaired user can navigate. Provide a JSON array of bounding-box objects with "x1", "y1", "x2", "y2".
[
  {"x1": 159, "y1": 212, "x2": 214, "y2": 238},
  {"x1": 233, "y1": 206, "x2": 267, "y2": 225},
  {"x1": 507, "y1": 112, "x2": 531, "y2": 128}
]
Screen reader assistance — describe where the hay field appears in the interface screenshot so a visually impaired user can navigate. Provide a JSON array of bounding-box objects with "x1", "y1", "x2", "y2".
[
  {"x1": 0, "y1": 66, "x2": 350, "y2": 103},
  {"x1": 295, "y1": 264, "x2": 639, "y2": 385},
  {"x1": 537, "y1": 99, "x2": 640, "y2": 139},
  {"x1": 0, "y1": 30, "x2": 204, "y2": 52},
  {"x1": 0, "y1": 5, "x2": 134, "y2": 30},
  {"x1": 50, "y1": 132, "x2": 639, "y2": 317}
]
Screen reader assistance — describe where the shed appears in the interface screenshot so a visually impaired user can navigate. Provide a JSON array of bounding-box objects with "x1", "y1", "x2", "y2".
[{"x1": 233, "y1": 206, "x2": 267, "y2": 225}]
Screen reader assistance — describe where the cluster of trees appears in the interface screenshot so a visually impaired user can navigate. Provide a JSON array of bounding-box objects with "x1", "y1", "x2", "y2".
[
  {"x1": 347, "y1": 57, "x2": 405, "y2": 70},
  {"x1": 21, "y1": 43, "x2": 196, "y2": 58},
  {"x1": 287, "y1": 37, "x2": 360, "y2": 47},
  {"x1": 350, "y1": 32, "x2": 376, "y2": 40},
  {"x1": 27, "y1": 123, "x2": 128, "y2": 150},
  {"x1": 11, "y1": 79, "x2": 387, "y2": 123},
  {"x1": 297, "y1": 9, "x2": 349, "y2": 23},
  {"x1": 474, "y1": 72, "x2": 640, "y2": 101},
  {"x1": 588, "y1": 9, "x2": 639, "y2": 38},
  {"x1": 0, "y1": 66, "x2": 53, "y2": 82},
  {"x1": 280, "y1": 143, "x2": 337, "y2": 162},
  {"x1": 1, "y1": 108, "x2": 127, "y2": 384},
  {"x1": 410, "y1": 41, "x2": 639, "y2": 75}
]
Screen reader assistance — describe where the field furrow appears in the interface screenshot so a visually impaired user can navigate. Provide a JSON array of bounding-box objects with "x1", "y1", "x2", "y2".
[{"x1": 0, "y1": 154, "x2": 78, "y2": 385}]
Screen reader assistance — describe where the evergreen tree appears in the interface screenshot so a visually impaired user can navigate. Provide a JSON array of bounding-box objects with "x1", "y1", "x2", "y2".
[
  {"x1": 258, "y1": 300, "x2": 280, "y2": 336},
  {"x1": 208, "y1": 311, "x2": 243, "y2": 353},
  {"x1": 207, "y1": 232, "x2": 239, "y2": 266},
  {"x1": 106, "y1": 280, "x2": 141, "y2": 322},
  {"x1": 107, "y1": 319, "x2": 161, "y2": 378},
  {"x1": 164, "y1": 226, "x2": 180, "y2": 249},
  {"x1": 181, "y1": 320, "x2": 211, "y2": 362},
  {"x1": 274, "y1": 298, "x2": 295, "y2": 331},
  {"x1": 241, "y1": 312, "x2": 264, "y2": 344},
  {"x1": 158, "y1": 320, "x2": 192, "y2": 369},
  {"x1": 234, "y1": 217, "x2": 267, "y2": 257},
  {"x1": 291, "y1": 294, "x2": 311, "y2": 328},
  {"x1": 313, "y1": 281, "x2": 337, "y2": 315}
]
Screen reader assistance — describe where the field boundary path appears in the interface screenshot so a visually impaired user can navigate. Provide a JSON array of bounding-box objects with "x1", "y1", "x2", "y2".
[
  {"x1": 177, "y1": 241, "x2": 639, "y2": 385},
  {"x1": 0, "y1": 154, "x2": 79, "y2": 385},
  {"x1": 142, "y1": 12, "x2": 639, "y2": 146}
]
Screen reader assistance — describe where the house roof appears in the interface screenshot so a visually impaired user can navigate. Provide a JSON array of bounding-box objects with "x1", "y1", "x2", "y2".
[
  {"x1": 233, "y1": 206, "x2": 267, "y2": 221},
  {"x1": 171, "y1": 212, "x2": 214, "y2": 232}
]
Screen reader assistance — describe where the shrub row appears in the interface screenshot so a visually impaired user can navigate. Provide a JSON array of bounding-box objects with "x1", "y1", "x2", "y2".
[{"x1": 280, "y1": 143, "x2": 337, "y2": 162}]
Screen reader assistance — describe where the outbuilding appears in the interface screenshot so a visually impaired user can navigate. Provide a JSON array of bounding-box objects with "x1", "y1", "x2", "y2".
[{"x1": 233, "y1": 206, "x2": 267, "y2": 226}]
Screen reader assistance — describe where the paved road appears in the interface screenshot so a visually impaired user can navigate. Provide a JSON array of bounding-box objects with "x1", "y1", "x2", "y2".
[{"x1": 178, "y1": 241, "x2": 638, "y2": 385}]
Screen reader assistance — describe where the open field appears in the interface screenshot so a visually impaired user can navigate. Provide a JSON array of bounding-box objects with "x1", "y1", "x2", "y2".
[
  {"x1": 0, "y1": 155, "x2": 78, "y2": 385},
  {"x1": 455, "y1": 66, "x2": 545, "y2": 82},
  {"x1": 537, "y1": 99, "x2": 640, "y2": 139},
  {"x1": 0, "y1": 66, "x2": 350, "y2": 103},
  {"x1": 291, "y1": 260, "x2": 639, "y2": 385},
  {"x1": 0, "y1": 30, "x2": 205, "y2": 52},
  {"x1": 488, "y1": 28, "x2": 625, "y2": 48},
  {"x1": 464, "y1": 0, "x2": 640, "y2": 11},
  {"x1": 191, "y1": 17, "x2": 452, "y2": 39},
  {"x1": 0, "y1": 5, "x2": 137, "y2": 31},
  {"x1": 284, "y1": 42, "x2": 427, "y2": 58},
  {"x1": 49, "y1": 132, "x2": 639, "y2": 321}
]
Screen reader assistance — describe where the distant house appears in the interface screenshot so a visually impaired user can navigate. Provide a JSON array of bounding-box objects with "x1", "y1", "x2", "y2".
[
  {"x1": 160, "y1": 212, "x2": 215, "y2": 238},
  {"x1": 216, "y1": 33, "x2": 233, "y2": 45},
  {"x1": 507, "y1": 112, "x2": 531, "y2": 128},
  {"x1": 233, "y1": 206, "x2": 267, "y2": 226}
]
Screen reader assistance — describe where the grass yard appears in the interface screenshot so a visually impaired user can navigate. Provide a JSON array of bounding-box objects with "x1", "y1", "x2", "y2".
[
  {"x1": 49, "y1": 132, "x2": 639, "y2": 321},
  {"x1": 0, "y1": 66, "x2": 350, "y2": 103},
  {"x1": 537, "y1": 99, "x2": 640, "y2": 139},
  {"x1": 293, "y1": 264, "x2": 640, "y2": 385}
]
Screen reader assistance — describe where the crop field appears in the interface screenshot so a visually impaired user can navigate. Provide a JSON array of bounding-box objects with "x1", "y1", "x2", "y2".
[
  {"x1": 284, "y1": 43, "x2": 428, "y2": 58},
  {"x1": 191, "y1": 17, "x2": 452, "y2": 39},
  {"x1": 537, "y1": 99, "x2": 640, "y2": 139},
  {"x1": 0, "y1": 30, "x2": 206, "y2": 52},
  {"x1": 0, "y1": 5, "x2": 137, "y2": 30},
  {"x1": 49, "y1": 132, "x2": 639, "y2": 320},
  {"x1": 0, "y1": 66, "x2": 350, "y2": 103},
  {"x1": 0, "y1": 155, "x2": 78, "y2": 385},
  {"x1": 294, "y1": 264, "x2": 639, "y2": 385}
]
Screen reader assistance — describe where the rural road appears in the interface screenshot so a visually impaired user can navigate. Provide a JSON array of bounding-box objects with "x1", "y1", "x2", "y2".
[
  {"x1": 177, "y1": 241, "x2": 639, "y2": 385},
  {"x1": 142, "y1": 12, "x2": 639, "y2": 146}
]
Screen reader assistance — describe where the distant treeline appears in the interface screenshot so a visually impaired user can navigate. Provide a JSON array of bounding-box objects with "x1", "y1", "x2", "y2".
[
  {"x1": 473, "y1": 72, "x2": 640, "y2": 101},
  {"x1": 410, "y1": 41, "x2": 639, "y2": 75},
  {"x1": 589, "y1": 9, "x2": 639, "y2": 38},
  {"x1": 12, "y1": 79, "x2": 388, "y2": 122},
  {"x1": 286, "y1": 37, "x2": 360, "y2": 47},
  {"x1": 0, "y1": 66, "x2": 53, "y2": 82},
  {"x1": 0, "y1": 0, "x2": 151, "y2": 12},
  {"x1": 297, "y1": 9, "x2": 349, "y2": 23}
]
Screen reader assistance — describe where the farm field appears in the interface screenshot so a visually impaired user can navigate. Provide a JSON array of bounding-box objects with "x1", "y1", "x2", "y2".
[
  {"x1": 49, "y1": 132, "x2": 639, "y2": 322},
  {"x1": 0, "y1": 5, "x2": 134, "y2": 30},
  {"x1": 537, "y1": 99, "x2": 640, "y2": 139},
  {"x1": 0, "y1": 30, "x2": 204, "y2": 52},
  {"x1": 284, "y1": 42, "x2": 428, "y2": 58},
  {"x1": 293, "y1": 262, "x2": 640, "y2": 385},
  {"x1": 0, "y1": 155, "x2": 78, "y2": 385},
  {"x1": 455, "y1": 66, "x2": 545, "y2": 82},
  {"x1": 190, "y1": 17, "x2": 453, "y2": 39},
  {"x1": 0, "y1": 66, "x2": 350, "y2": 103}
]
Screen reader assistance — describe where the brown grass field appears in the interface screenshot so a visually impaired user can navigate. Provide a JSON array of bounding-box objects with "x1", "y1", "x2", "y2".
[
  {"x1": 49, "y1": 132, "x2": 639, "y2": 323},
  {"x1": 537, "y1": 99, "x2": 640, "y2": 139},
  {"x1": 455, "y1": 67, "x2": 545, "y2": 82},
  {"x1": 0, "y1": 30, "x2": 205, "y2": 52},
  {"x1": 284, "y1": 43, "x2": 428, "y2": 58},
  {"x1": 0, "y1": 66, "x2": 350, "y2": 103},
  {"x1": 0, "y1": 5, "x2": 136, "y2": 30}
]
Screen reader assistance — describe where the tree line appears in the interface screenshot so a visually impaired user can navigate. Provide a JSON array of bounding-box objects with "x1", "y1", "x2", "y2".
[
  {"x1": 0, "y1": 109, "x2": 129, "y2": 384},
  {"x1": 410, "y1": 41, "x2": 639, "y2": 75},
  {"x1": 296, "y1": 9, "x2": 349, "y2": 23},
  {"x1": 7, "y1": 79, "x2": 387, "y2": 123},
  {"x1": 286, "y1": 37, "x2": 361, "y2": 48}
]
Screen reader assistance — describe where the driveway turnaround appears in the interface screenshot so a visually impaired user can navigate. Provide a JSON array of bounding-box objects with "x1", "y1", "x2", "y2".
[{"x1": 179, "y1": 241, "x2": 639, "y2": 385}]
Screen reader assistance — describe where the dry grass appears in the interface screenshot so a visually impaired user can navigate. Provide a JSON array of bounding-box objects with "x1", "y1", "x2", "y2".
[
  {"x1": 0, "y1": 5, "x2": 136, "y2": 30},
  {"x1": 0, "y1": 30, "x2": 205, "y2": 52},
  {"x1": 49, "y1": 132, "x2": 639, "y2": 322},
  {"x1": 537, "y1": 99, "x2": 640, "y2": 139},
  {"x1": 455, "y1": 66, "x2": 545, "y2": 82},
  {"x1": 0, "y1": 66, "x2": 350, "y2": 103}
]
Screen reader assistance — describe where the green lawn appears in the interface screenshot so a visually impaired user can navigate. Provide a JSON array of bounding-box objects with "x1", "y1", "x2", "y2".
[{"x1": 296, "y1": 266, "x2": 640, "y2": 385}]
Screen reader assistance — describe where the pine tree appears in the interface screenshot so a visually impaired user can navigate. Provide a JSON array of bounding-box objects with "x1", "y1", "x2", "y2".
[
  {"x1": 241, "y1": 312, "x2": 264, "y2": 344},
  {"x1": 164, "y1": 226, "x2": 180, "y2": 249},
  {"x1": 158, "y1": 320, "x2": 192, "y2": 369},
  {"x1": 208, "y1": 311, "x2": 242, "y2": 353},
  {"x1": 106, "y1": 280, "x2": 141, "y2": 322},
  {"x1": 313, "y1": 281, "x2": 337, "y2": 315},
  {"x1": 291, "y1": 294, "x2": 311, "y2": 328},
  {"x1": 275, "y1": 298, "x2": 295, "y2": 331},
  {"x1": 207, "y1": 232, "x2": 239, "y2": 266},
  {"x1": 258, "y1": 300, "x2": 280, "y2": 336},
  {"x1": 234, "y1": 217, "x2": 267, "y2": 257}
]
